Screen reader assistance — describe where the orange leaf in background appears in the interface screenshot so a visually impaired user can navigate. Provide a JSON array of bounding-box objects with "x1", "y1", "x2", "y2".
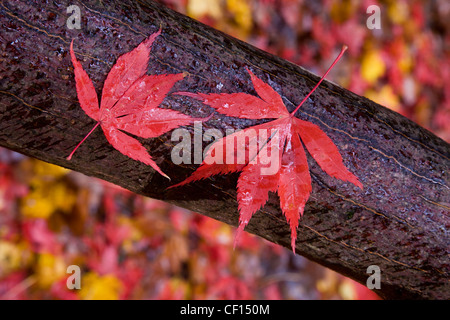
[
  {"x1": 361, "y1": 50, "x2": 386, "y2": 85},
  {"x1": 78, "y1": 272, "x2": 123, "y2": 300},
  {"x1": 35, "y1": 253, "x2": 66, "y2": 288}
]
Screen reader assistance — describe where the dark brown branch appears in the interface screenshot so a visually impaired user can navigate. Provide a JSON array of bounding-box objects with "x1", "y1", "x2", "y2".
[{"x1": 0, "y1": 0, "x2": 449, "y2": 299}]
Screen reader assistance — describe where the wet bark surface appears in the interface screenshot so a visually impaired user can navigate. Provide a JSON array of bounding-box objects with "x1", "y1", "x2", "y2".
[{"x1": 0, "y1": 0, "x2": 449, "y2": 299}]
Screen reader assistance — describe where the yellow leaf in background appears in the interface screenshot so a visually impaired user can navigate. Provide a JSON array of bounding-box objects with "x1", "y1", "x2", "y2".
[
  {"x1": 387, "y1": 1, "x2": 409, "y2": 25},
  {"x1": 35, "y1": 253, "x2": 66, "y2": 288},
  {"x1": 21, "y1": 179, "x2": 76, "y2": 219},
  {"x1": 119, "y1": 216, "x2": 143, "y2": 253},
  {"x1": 50, "y1": 182, "x2": 76, "y2": 214},
  {"x1": 118, "y1": 216, "x2": 142, "y2": 241},
  {"x1": 160, "y1": 278, "x2": 190, "y2": 299},
  {"x1": 187, "y1": 0, "x2": 222, "y2": 20},
  {"x1": 216, "y1": 224, "x2": 232, "y2": 245},
  {"x1": 20, "y1": 160, "x2": 74, "y2": 220},
  {"x1": 339, "y1": 277, "x2": 380, "y2": 300},
  {"x1": 21, "y1": 191, "x2": 54, "y2": 219},
  {"x1": 33, "y1": 161, "x2": 69, "y2": 179},
  {"x1": 78, "y1": 272, "x2": 123, "y2": 300},
  {"x1": 330, "y1": 0, "x2": 356, "y2": 23},
  {"x1": 316, "y1": 269, "x2": 340, "y2": 300},
  {"x1": 0, "y1": 241, "x2": 23, "y2": 275},
  {"x1": 227, "y1": 0, "x2": 252, "y2": 32},
  {"x1": 361, "y1": 50, "x2": 386, "y2": 85},
  {"x1": 339, "y1": 277, "x2": 357, "y2": 300},
  {"x1": 398, "y1": 52, "x2": 412, "y2": 74},
  {"x1": 365, "y1": 85, "x2": 400, "y2": 112},
  {"x1": 414, "y1": 98, "x2": 432, "y2": 127}
]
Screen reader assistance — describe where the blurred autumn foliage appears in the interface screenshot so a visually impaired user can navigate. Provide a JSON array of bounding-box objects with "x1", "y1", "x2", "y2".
[{"x1": 1, "y1": 0, "x2": 448, "y2": 300}]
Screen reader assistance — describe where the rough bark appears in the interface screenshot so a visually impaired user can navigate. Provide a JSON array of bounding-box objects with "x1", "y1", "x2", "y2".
[{"x1": 0, "y1": 0, "x2": 449, "y2": 299}]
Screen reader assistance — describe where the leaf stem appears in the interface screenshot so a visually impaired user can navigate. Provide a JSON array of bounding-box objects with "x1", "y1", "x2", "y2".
[
  {"x1": 290, "y1": 45, "x2": 348, "y2": 117},
  {"x1": 67, "y1": 122, "x2": 100, "y2": 160}
]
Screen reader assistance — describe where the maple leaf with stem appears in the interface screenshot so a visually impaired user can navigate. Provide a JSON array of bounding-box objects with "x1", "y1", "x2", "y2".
[
  {"x1": 68, "y1": 29, "x2": 204, "y2": 179},
  {"x1": 170, "y1": 46, "x2": 363, "y2": 252}
]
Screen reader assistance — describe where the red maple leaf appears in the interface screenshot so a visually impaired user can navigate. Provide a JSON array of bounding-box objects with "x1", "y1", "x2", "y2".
[
  {"x1": 68, "y1": 29, "x2": 201, "y2": 179},
  {"x1": 170, "y1": 46, "x2": 363, "y2": 252}
]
